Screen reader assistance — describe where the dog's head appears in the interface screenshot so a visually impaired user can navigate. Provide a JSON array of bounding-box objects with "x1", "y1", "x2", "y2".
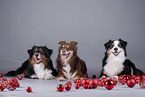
[
  {"x1": 28, "y1": 46, "x2": 53, "y2": 64},
  {"x1": 58, "y1": 40, "x2": 78, "y2": 61},
  {"x1": 104, "y1": 39, "x2": 127, "y2": 57}
]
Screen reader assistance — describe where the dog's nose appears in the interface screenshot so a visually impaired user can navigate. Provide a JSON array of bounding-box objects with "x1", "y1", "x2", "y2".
[
  {"x1": 35, "y1": 53, "x2": 39, "y2": 57},
  {"x1": 114, "y1": 48, "x2": 118, "y2": 51},
  {"x1": 62, "y1": 50, "x2": 66, "y2": 53}
]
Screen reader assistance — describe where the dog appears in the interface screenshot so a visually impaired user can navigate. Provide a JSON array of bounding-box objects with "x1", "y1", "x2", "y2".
[
  {"x1": 55, "y1": 40, "x2": 87, "y2": 81},
  {"x1": 5, "y1": 46, "x2": 58, "y2": 80},
  {"x1": 99, "y1": 39, "x2": 144, "y2": 78}
]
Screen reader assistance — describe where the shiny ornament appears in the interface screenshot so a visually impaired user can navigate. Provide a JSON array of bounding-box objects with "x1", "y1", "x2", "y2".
[
  {"x1": 0, "y1": 78, "x2": 7, "y2": 88},
  {"x1": 141, "y1": 75, "x2": 145, "y2": 80},
  {"x1": 0, "y1": 74, "x2": 3, "y2": 78},
  {"x1": 131, "y1": 75, "x2": 136, "y2": 79},
  {"x1": 66, "y1": 81, "x2": 72, "y2": 85},
  {"x1": 64, "y1": 84, "x2": 71, "y2": 91},
  {"x1": 26, "y1": 87, "x2": 33, "y2": 93},
  {"x1": 110, "y1": 77, "x2": 118, "y2": 86},
  {"x1": 105, "y1": 79, "x2": 114, "y2": 90},
  {"x1": 139, "y1": 79, "x2": 145, "y2": 89},
  {"x1": 17, "y1": 83, "x2": 20, "y2": 87},
  {"x1": 92, "y1": 75, "x2": 96, "y2": 79},
  {"x1": 76, "y1": 79, "x2": 81, "y2": 83},
  {"x1": 6, "y1": 78, "x2": 18, "y2": 91},
  {"x1": 134, "y1": 76, "x2": 140, "y2": 83},
  {"x1": 81, "y1": 79, "x2": 89, "y2": 86},
  {"x1": 75, "y1": 84, "x2": 80, "y2": 89},
  {"x1": 127, "y1": 78, "x2": 135, "y2": 88},
  {"x1": 83, "y1": 84, "x2": 88, "y2": 89},
  {"x1": 74, "y1": 79, "x2": 77, "y2": 83},
  {"x1": 89, "y1": 79, "x2": 98, "y2": 89},
  {"x1": 18, "y1": 75, "x2": 22, "y2": 80},
  {"x1": 0, "y1": 84, "x2": 5, "y2": 91},
  {"x1": 84, "y1": 74, "x2": 88, "y2": 78},
  {"x1": 123, "y1": 75, "x2": 131, "y2": 82},
  {"x1": 88, "y1": 84, "x2": 93, "y2": 89},
  {"x1": 56, "y1": 84, "x2": 64, "y2": 92},
  {"x1": 99, "y1": 80, "x2": 104, "y2": 87}
]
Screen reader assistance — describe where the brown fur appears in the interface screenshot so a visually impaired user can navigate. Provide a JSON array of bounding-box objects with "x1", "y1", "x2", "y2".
[{"x1": 56, "y1": 40, "x2": 87, "y2": 80}]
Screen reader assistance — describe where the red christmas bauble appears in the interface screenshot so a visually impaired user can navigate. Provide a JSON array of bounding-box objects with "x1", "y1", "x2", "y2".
[
  {"x1": 88, "y1": 84, "x2": 93, "y2": 89},
  {"x1": 120, "y1": 79, "x2": 126, "y2": 85},
  {"x1": 0, "y1": 84, "x2": 5, "y2": 91},
  {"x1": 17, "y1": 83, "x2": 20, "y2": 87},
  {"x1": 110, "y1": 77, "x2": 118, "y2": 86},
  {"x1": 6, "y1": 78, "x2": 18, "y2": 91},
  {"x1": 84, "y1": 74, "x2": 88, "y2": 78},
  {"x1": 56, "y1": 84, "x2": 64, "y2": 92},
  {"x1": 100, "y1": 77, "x2": 107, "y2": 83},
  {"x1": 118, "y1": 75, "x2": 124, "y2": 81},
  {"x1": 26, "y1": 87, "x2": 33, "y2": 93},
  {"x1": 64, "y1": 84, "x2": 71, "y2": 91},
  {"x1": 89, "y1": 79, "x2": 98, "y2": 89},
  {"x1": 99, "y1": 80, "x2": 104, "y2": 87},
  {"x1": 81, "y1": 78, "x2": 89, "y2": 86},
  {"x1": 75, "y1": 84, "x2": 80, "y2": 89},
  {"x1": 92, "y1": 75, "x2": 96, "y2": 79},
  {"x1": 0, "y1": 78, "x2": 7, "y2": 88},
  {"x1": 134, "y1": 76, "x2": 140, "y2": 83},
  {"x1": 105, "y1": 79, "x2": 114, "y2": 90},
  {"x1": 74, "y1": 79, "x2": 77, "y2": 83},
  {"x1": 83, "y1": 84, "x2": 88, "y2": 89},
  {"x1": 94, "y1": 78, "x2": 99, "y2": 82},
  {"x1": 76, "y1": 79, "x2": 81, "y2": 83},
  {"x1": 18, "y1": 75, "x2": 22, "y2": 80},
  {"x1": 141, "y1": 75, "x2": 145, "y2": 80},
  {"x1": 66, "y1": 81, "x2": 72, "y2": 85},
  {"x1": 0, "y1": 74, "x2": 3, "y2": 78},
  {"x1": 127, "y1": 78, "x2": 135, "y2": 88},
  {"x1": 139, "y1": 79, "x2": 145, "y2": 89},
  {"x1": 123, "y1": 75, "x2": 131, "y2": 82},
  {"x1": 131, "y1": 75, "x2": 136, "y2": 79}
]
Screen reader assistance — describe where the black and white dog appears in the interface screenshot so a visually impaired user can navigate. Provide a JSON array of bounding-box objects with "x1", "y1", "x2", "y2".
[
  {"x1": 5, "y1": 46, "x2": 58, "y2": 80},
  {"x1": 99, "y1": 39, "x2": 144, "y2": 78}
]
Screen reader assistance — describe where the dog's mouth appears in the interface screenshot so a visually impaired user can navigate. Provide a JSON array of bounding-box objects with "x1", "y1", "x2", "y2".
[
  {"x1": 35, "y1": 58, "x2": 43, "y2": 64},
  {"x1": 112, "y1": 51, "x2": 121, "y2": 56},
  {"x1": 61, "y1": 53, "x2": 71, "y2": 60}
]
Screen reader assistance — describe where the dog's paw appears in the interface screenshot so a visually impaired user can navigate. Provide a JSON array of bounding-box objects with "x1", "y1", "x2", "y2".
[
  {"x1": 56, "y1": 77, "x2": 66, "y2": 81},
  {"x1": 30, "y1": 74, "x2": 38, "y2": 79},
  {"x1": 45, "y1": 74, "x2": 53, "y2": 80}
]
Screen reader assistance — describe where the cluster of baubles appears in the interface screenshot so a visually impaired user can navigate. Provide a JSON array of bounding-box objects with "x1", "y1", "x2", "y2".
[
  {"x1": 0, "y1": 74, "x2": 33, "y2": 93},
  {"x1": 56, "y1": 74, "x2": 145, "y2": 92}
]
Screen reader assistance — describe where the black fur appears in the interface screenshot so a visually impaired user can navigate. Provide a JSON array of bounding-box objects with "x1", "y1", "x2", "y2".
[
  {"x1": 5, "y1": 46, "x2": 58, "y2": 78},
  {"x1": 99, "y1": 39, "x2": 144, "y2": 78}
]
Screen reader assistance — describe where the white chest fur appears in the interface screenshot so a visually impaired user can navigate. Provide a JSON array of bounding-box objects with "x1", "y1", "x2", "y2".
[
  {"x1": 62, "y1": 62, "x2": 71, "y2": 79},
  {"x1": 33, "y1": 63, "x2": 52, "y2": 79},
  {"x1": 104, "y1": 54, "x2": 126, "y2": 77}
]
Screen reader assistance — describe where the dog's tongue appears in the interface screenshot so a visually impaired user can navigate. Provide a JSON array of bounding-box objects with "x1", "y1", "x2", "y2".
[
  {"x1": 61, "y1": 55, "x2": 68, "y2": 60},
  {"x1": 114, "y1": 52, "x2": 119, "y2": 55},
  {"x1": 35, "y1": 59, "x2": 42, "y2": 63}
]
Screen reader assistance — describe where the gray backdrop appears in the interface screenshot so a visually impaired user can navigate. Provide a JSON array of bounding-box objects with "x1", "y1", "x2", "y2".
[{"x1": 0, "y1": 0, "x2": 145, "y2": 78}]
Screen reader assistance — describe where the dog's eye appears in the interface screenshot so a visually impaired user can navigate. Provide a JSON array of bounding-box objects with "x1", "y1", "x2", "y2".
[
  {"x1": 110, "y1": 43, "x2": 114, "y2": 48},
  {"x1": 118, "y1": 44, "x2": 122, "y2": 48},
  {"x1": 62, "y1": 45, "x2": 65, "y2": 48},
  {"x1": 39, "y1": 48, "x2": 42, "y2": 52},
  {"x1": 35, "y1": 48, "x2": 38, "y2": 51},
  {"x1": 67, "y1": 45, "x2": 69, "y2": 48}
]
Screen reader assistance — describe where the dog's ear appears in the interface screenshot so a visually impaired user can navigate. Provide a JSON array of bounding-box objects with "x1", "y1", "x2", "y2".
[
  {"x1": 58, "y1": 40, "x2": 66, "y2": 45},
  {"x1": 119, "y1": 39, "x2": 127, "y2": 48},
  {"x1": 44, "y1": 46, "x2": 53, "y2": 57},
  {"x1": 70, "y1": 41, "x2": 78, "y2": 46},
  {"x1": 104, "y1": 40, "x2": 112, "y2": 49},
  {"x1": 27, "y1": 49, "x2": 32, "y2": 56}
]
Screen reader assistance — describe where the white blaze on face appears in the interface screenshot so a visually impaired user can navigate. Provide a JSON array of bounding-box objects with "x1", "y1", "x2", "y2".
[{"x1": 110, "y1": 40, "x2": 124, "y2": 57}]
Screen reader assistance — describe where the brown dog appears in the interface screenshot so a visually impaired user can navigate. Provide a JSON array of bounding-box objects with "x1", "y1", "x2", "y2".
[{"x1": 55, "y1": 40, "x2": 87, "y2": 81}]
